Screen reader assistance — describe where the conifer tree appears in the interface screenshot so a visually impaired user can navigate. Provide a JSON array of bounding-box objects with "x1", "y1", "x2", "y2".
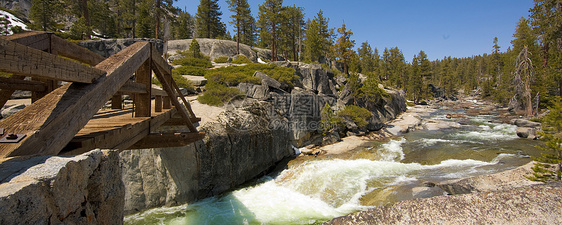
[
  {"x1": 257, "y1": 0, "x2": 283, "y2": 61},
  {"x1": 278, "y1": 5, "x2": 304, "y2": 61},
  {"x1": 303, "y1": 10, "x2": 333, "y2": 62},
  {"x1": 333, "y1": 23, "x2": 355, "y2": 74},
  {"x1": 136, "y1": 0, "x2": 154, "y2": 38},
  {"x1": 358, "y1": 41, "x2": 375, "y2": 73},
  {"x1": 196, "y1": 0, "x2": 226, "y2": 39},
  {"x1": 528, "y1": 97, "x2": 562, "y2": 182},
  {"x1": 171, "y1": 10, "x2": 194, "y2": 39},
  {"x1": 30, "y1": 0, "x2": 62, "y2": 31},
  {"x1": 227, "y1": 0, "x2": 255, "y2": 54}
]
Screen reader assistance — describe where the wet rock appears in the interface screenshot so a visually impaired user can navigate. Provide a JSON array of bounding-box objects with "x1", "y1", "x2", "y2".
[
  {"x1": 516, "y1": 127, "x2": 537, "y2": 139},
  {"x1": 422, "y1": 119, "x2": 461, "y2": 131},
  {"x1": 511, "y1": 119, "x2": 541, "y2": 128},
  {"x1": 325, "y1": 181, "x2": 562, "y2": 225}
]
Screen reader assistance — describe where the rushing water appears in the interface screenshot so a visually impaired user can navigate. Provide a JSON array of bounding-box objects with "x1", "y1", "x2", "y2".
[{"x1": 125, "y1": 110, "x2": 540, "y2": 225}]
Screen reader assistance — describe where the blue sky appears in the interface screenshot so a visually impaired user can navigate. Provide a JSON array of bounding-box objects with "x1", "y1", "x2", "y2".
[{"x1": 174, "y1": 0, "x2": 535, "y2": 61}]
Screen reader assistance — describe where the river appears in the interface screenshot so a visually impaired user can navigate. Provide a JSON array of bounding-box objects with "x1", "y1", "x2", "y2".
[{"x1": 125, "y1": 109, "x2": 540, "y2": 225}]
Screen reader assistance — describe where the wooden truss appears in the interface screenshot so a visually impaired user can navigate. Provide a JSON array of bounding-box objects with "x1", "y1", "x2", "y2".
[{"x1": 0, "y1": 32, "x2": 204, "y2": 158}]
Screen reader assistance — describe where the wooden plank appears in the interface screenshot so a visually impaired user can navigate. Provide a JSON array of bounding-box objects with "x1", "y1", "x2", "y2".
[
  {"x1": 134, "y1": 59, "x2": 151, "y2": 117},
  {"x1": 151, "y1": 87, "x2": 168, "y2": 96},
  {"x1": 155, "y1": 95, "x2": 163, "y2": 112},
  {"x1": 31, "y1": 78, "x2": 57, "y2": 102},
  {"x1": 152, "y1": 61, "x2": 197, "y2": 132},
  {"x1": 127, "y1": 132, "x2": 205, "y2": 149},
  {"x1": 162, "y1": 117, "x2": 201, "y2": 126},
  {"x1": 119, "y1": 80, "x2": 148, "y2": 94},
  {"x1": 0, "y1": 75, "x2": 25, "y2": 109},
  {"x1": 163, "y1": 96, "x2": 171, "y2": 109},
  {"x1": 171, "y1": 79, "x2": 197, "y2": 118},
  {"x1": 0, "y1": 77, "x2": 46, "y2": 92},
  {"x1": 1, "y1": 32, "x2": 50, "y2": 51},
  {"x1": 0, "y1": 41, "x2": 151, "y2": 158},
  {"x1": 111, "y1": 95, "x2": 122, "y2": 109},
  {"x1": 62, "y1": 107, "x2": 178, "y2": 155},
  {"x1": 0, "y1": 38, "x2": 106, "y2": 83},
  {"x1": 50, "y1": 35, "x2": 105, "y2": 66}
]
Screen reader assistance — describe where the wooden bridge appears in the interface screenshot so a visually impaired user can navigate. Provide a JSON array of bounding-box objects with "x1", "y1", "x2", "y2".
[{"x1": 0, "y1": 32, "x2": 204, "y2": 158}]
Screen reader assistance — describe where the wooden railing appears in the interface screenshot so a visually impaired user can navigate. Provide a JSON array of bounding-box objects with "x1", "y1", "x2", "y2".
[{"x1": 0, "y1": 32, "x2": 202, "y2": 158}]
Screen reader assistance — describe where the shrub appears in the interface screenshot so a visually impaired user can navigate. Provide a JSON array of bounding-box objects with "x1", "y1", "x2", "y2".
[
  {"x1": 171, "y1": 57, "x2": 212, "y2": 68},
  {"x1": 198, "y1": 82, "x2": 244, "y2": 106},
  {"x1": 172, "y1": 66, "x2": 207, "y2": 76},
  {"x1": 338, "y1": 105, "x2": 373, "y2": 128},
  {"x1": 152, "y1": 73, "x2": 195, "y2": 92},
  {"x1": 231, "y1": 54, "x2": 253, "y2": 64},
  {"x1": 208, "y1": 63, "x2": 298, "y2": 88},
  {"x1": 214, "y1": 56, "x2": 229, "y2": 63},
  {"x1": 205, "y1": 71, "x2": 260, "y2": 86}
]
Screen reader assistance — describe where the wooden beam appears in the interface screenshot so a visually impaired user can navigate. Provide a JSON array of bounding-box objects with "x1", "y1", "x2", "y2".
[
  {"x1": 0, "y1": 77, "x2": 46, "y2": 92},
  {"x1": 0, "y1": 75, "x2": 25, "y2": 109},
  {"x1": 152, "y1": 61, "x2": 197, "y2": 132},
  {"x1": 134, "y1": 59, "x2": 151, "y2": 117},
  {"x1": 162, "y1": 117, "x2": 201, "y2": 126},
  {"x1": 127, "y1": 132, "x2": 205, "y2": 149},
  {"x1": 111, "y1": 95, "x2": 122, "y2": 109},
  {"x1": 119, "y1": 80, "x2": 147, "y2": 94},
  {"x1": 1, "y1": 31, "x2": 50, "y2": 51},
  {"x1": 0, "y1": 38, "x2": 106, "y2": 83},
  {"x1": 155, "y1": 95, "x2": 163, "y2": 112},
  {"x1": 151, "y1": 87, "x2": 168, "y2": 96},
  {"x1": 50, "y1": 35, "x2": 105, "y2": 66},
  {"x1": 0, "y1": 41, "x2": 151, "y2": 158},
  {"x1": 171, "y1": 79, "x2": 197, "y2": 118}
]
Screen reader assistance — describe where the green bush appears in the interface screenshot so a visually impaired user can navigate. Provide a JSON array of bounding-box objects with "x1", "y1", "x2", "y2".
[
  {"x1": 171, "y1": 57, "x2": 212, "y2": 68},
  {"x1": 208, "y1": 63, "x2": 298, "y2": 88},
  {"x1": 172, "y1": 66, "x2": 207, "y2": 76},
  {"x1": 337, "y1": 105, "x2": 373, "y2": 128},
  {"x1": 214, "y1": 56, "x2": 229, "y2": 63},
  {"x1": 205, "y1": 71, "x2": 260, "y2": 86},
  {"x1": 198, "y1": 82, "x2": 244, "y2": 106},
  {"x1": 152, "y1": 74, "x2": 195, "y2": 92},
  {"x1": 231, "y1": 55, "x2": 253, "y2": 64}
]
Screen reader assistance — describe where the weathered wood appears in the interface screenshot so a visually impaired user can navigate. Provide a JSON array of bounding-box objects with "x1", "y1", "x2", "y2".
[
  {"x1": 31, "y1": 78, "x2": 57, "y2": 102},
  {"x1": 163, "y1": 96, "x2": 171, "y2": 109},
  {"x1": 111, "y1": 95, "x2": 122, "y2": 109},
  {"x1": 0, "y1": 77, "x2": 46, "y2": 92},
  {"x1": 0, "y1": 42, "x2": 151, "y2": 158},
  {"x1": 171, "y1": 79, "x2": 197, "y2": 118},
  {"x1": 119, "y1": 80, "x2": 147, "y2": 94},
  {"x1": 151, "y1": 87, "x2": 168, "y2": 96},
  {"x1": 155, "y1": 95, "x2": 163, "y2": 112},
  {"x1": 1, "y1": 31, "x2": 50, "y2": 51},
  {"x1": 61, "y1": 106, "x2": 178, "y2": 155},
  {"x1": 50, "y1": 35, "x2": 105, "y2": 66},
  {"x1": 127, "y1": 132, "x2": 205, "y2": 149},
  {"x1": 0, "y1": 38, "x2": 106, "y2": 83},
  {"x1": 162, "y1": 117, "x2": 201, "y2": 126},
  {"x1": 134, "y1": 59, "x2": 151, "y2": 117},
  {"x1": 152, "y1": 61, "x2": 197, "y2": 132},
  {"x1": 0, "y1": 75, "x2": 25, "y2": 109}
]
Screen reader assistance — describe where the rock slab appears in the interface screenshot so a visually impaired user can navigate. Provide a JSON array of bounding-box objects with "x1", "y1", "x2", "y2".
[
  {"x1": 325, "y1": 181, "x2": 562, "y2": 225},
  {"x1": 0, "y1": 150, "x2": 124, "y2": 225}
]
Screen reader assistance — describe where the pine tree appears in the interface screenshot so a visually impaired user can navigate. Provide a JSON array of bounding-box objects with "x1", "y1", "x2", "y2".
[
  {"x1": 333, "y1": 23, "x2": 355, "y2": 74},
  {"x1": 528, "y1": 97, "x2": 562, "y2": 182},
  {"x1": 303, "y1": 10, "x2": 333, "y2": 62},
  {"x1": 189, "y1": 39, "x2": 202, "y2": 58},
  {"x1": 196, "y1": 0, "x2": 226, "y2": 39},
  {"x1": 171, "y1": 10, "x2": 194, "y2": 39},
  {"x1": 278, "y1": 5, "x2": 304, "y2": 61},
  {"x1": 136, "y1": 0, "x2": 154, "y2": 38},
  {"x1": 227, "y1": 0, "x2": 255, "y2": 54},
  {"x1": 358, "y1": 41, "x2": 375, "y2": 73},
  {"x1": 257, "y1": 0, "x2": 283, "y2": 61},
  {"x1": 30, "y1": 0, "x2": 62, "y2": 31}
]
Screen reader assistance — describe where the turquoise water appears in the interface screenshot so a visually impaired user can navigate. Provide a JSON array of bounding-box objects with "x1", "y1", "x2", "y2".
[{"x1": 125, "y1": 112, "x2": 540, "y2": 225}]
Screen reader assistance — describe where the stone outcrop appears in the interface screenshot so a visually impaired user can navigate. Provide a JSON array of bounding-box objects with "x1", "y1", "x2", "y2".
[
  {"x1": 120, "y1": 99, "x2": 293, "y2": 214},
  {"x1": 79, "y1": 38, "x2": 164, "y2": 58},
  {"x1": 511, "y1": 119, "x2": 541, "y2": 139},
  {"x1": 437, "y1": 161, "x2": 540, "y2": 195},
  {"x1": 167, "y1": 39, "x2": 280, "y2": 61},
  {"x1": 0, "y1": 150, "x2": 124, "y2": 225},
  {"x1": 325, "y1": 181, "x2": 562, "y2": 225}
]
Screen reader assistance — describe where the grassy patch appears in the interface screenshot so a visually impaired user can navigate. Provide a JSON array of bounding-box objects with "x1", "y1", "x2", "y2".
[
  {"x1": 338, "y1": 105, "x2": 373, "y2": 128},
  {"x1": 231, "y1": 54, "x2": 253, "y2": 64},
  {"x1": 172, "y1": 66, "x2": 206, "y2": 76},
  {"x1": 214, "y1": 56, "x2": 229, "y2": 63},
  {"x1": 207, "y1": 63, "x2": 297, "y2": 88},
  {"x1": 197, "y1": 82, "x2": 243, "y2": 106},
  {"x1": 171, "y1": 57, "x2": 212, "y2": 68},
  {"x1": 152, "y1": 73, "x2": 195, "y2": 92}
]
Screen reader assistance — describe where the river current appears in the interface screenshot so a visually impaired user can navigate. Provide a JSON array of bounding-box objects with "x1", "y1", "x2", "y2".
[{"x1": 125, "y1": 109, "x2": 540, "y2": 225}]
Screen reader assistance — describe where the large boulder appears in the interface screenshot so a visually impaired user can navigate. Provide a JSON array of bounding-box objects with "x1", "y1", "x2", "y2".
[
  {"x1": 167, "y1": 39, "x2": 281, "y2": 61},
  {"x1": 0, "y1": 150, "x2": 124, "y2": 225},
  {"x1": 276, "y1": 62, "x2": 337, "y2": 95}
]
